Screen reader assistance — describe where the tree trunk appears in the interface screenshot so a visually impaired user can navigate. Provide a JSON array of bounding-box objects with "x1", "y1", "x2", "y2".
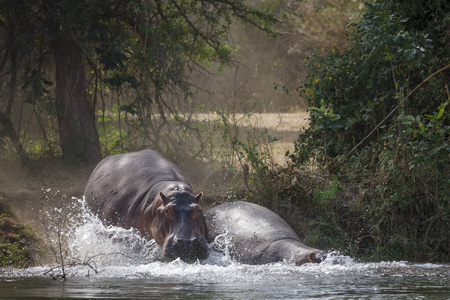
[
  {"x1": 53, "y1": 39, "x2": 101, "y2": 162},
  {"x1": 0, "y1": 23, "x2": 29, "y2": 165},
  {"x1": 0, "y1": 112, "x2": 29, "y2": 164}
]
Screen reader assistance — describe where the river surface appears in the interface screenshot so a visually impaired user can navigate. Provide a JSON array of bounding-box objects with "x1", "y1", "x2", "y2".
[
  {"x1": 1, "y1": 258, "x2": 450, "y2": 299},
  {"x1": 1, "y1": 197, "x2": 449, "y2": 299}
]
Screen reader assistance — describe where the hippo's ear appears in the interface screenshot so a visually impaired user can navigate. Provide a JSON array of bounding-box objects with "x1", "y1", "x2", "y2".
[
  {"x1": 195, "y1": 192, "x2": 203, "y2": 202},
  {"x1": 160, "y1": 192, "x2": 170, "y2": 205}
]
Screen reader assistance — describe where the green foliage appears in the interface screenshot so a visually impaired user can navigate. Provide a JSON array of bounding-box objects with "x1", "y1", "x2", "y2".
[
  {"x1": 97, "y1": 104, "x2": 128, "y2": 156},
  {"x1": 282, "y1": 0, "x2": 450, "y2": 262},
  {"x1": 22, "y1": 126, "x2": 60, "y2": 160},
  {"x1": 0, "y1": 200, "x2": 35, "y2": 268},
  {"x1": 0, "y1": 241, "x2": 30, "y2": 268},
  {"x1": 98, "y1": 1, "x2": 277, "y2": 158},
  {"x1": 312, "y1": 177, "x2": 342, "y2": 204},
  {"x1": 0, "y1": 0, "x2": 278, "y2": 162},
  {"x1": 293, "y1": 0, "x2": 449, "y2": 167}
]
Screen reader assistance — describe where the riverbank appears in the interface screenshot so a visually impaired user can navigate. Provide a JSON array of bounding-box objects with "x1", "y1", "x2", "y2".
[{"x1": 0, "y1": 160, "x2": 92, "y2": 267}]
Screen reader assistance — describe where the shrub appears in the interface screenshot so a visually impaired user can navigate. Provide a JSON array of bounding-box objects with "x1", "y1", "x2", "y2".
[
  {"x1": 0, "y1": 199, "x2": 36, "y2": 268},
  {"x1": 286, "y1": 0, "x2": 449, "y2": 261}
]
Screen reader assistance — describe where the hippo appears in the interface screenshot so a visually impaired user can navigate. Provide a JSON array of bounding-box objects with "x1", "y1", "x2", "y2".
[
  {"x1": 205, "y1": 201, "x2": 325, "y2": 265},
  {"x1": 84, "y1": 150, "x2": 209, "y2": 262}
]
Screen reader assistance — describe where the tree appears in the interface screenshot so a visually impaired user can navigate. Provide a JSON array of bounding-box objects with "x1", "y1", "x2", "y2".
[
  {"x1": 293, "y1": 0, "x2": 449, "y2": 166},
  {"x1": 0, "y1": 0, "x2": 33, "y2": 164},
  {"x1": 289, "y1": 0, "x2": 449, "y2": 261},
  {"x1": 0, "y1": 0, "x2": 277, "y2": 162},
  {"x1": 53, "y1": 38, "x2": 102, "y2": 161}
]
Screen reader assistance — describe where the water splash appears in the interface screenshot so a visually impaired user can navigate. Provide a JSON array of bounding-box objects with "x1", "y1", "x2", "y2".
[
  {"x1": 68, "y1": 197, "x2": 161, "y2": 267},
  {"x1": 2, "y1": 195, "x2": 449, "y2": 288}
]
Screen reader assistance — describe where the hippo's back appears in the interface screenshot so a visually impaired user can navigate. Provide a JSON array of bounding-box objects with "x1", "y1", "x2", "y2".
[
  {"x1": 205, "y1": 201, "x2": 299, "y2": 263},
  {"x1": 85, "y1": 150, "x2": 191, "y2": 227},
  {"x1": 205, "y1": 201, "x2": 300, "y2": 243}
]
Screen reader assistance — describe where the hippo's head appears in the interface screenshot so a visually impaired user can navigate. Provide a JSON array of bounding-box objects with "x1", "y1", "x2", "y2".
[
  {"x1": 150, "y1": 188, "x2": 209, "y2": 262},
  {"x1": 295, "y1": 251, "x2": 327, "y2": 266}
]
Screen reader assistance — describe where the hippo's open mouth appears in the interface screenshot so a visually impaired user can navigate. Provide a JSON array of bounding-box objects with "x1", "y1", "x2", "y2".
[{"x1": 161, "y1": 234, "x2": 209, "y2": 263}]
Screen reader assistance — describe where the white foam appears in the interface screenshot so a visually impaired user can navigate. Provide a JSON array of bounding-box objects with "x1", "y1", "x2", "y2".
[{"x1": 2, "y1": 196, "x2": 449, "y2": 283}]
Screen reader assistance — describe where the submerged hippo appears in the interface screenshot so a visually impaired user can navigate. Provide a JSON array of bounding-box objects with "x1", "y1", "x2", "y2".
[
  {"x1": 205, "y1": 201, "x2": 325, "y2": 265},
  {"x1": 84, "y1": 150, "x2": 209, "y2": 262}
]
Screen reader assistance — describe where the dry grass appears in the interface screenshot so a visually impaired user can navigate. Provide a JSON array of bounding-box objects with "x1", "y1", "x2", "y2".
[{"x1": 195, "y1": 112, "x2": 310, "y2": 164}]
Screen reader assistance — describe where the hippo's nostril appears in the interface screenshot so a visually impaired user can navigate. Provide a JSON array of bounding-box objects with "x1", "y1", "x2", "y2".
[{"x1": 174, "y1": 237, "x2": 197, "y2": 246}]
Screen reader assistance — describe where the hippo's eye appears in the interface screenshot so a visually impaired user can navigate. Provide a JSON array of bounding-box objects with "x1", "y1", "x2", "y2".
[
  {"x1": 158, "y1": 206, "x2": 169, "y2": 216},
  {"x1": 161, "y1": 206, "x2": 174, "y2": 220}
]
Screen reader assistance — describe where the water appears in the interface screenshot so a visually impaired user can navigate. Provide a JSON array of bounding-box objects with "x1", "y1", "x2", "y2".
[
  {"x1": 2, "y1": 259, "x2": 449, "y2": 299},
  {"x1": 1, "y1": 197, "x2": 449, "y2": 299}
]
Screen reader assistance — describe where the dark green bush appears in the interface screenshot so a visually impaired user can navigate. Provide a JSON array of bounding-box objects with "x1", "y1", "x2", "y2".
[
  {"x1": 293, "y1": 0, "x2": 449, "y2": 167},
  {"x1": 285, "y1": 0, "x2": 449, "y2": 262}
]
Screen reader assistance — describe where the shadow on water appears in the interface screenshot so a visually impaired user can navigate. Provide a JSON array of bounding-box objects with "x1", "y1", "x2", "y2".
[{"x1": 1, "y1": 197, "x2": 449, "y2": 299}]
